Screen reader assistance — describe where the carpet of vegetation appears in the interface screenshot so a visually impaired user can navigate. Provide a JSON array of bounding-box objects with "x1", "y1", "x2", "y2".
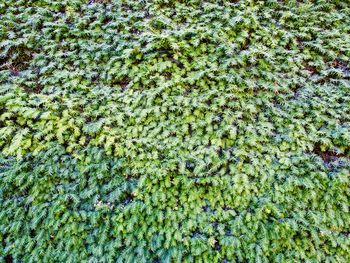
[{"x1": 1, "y1": 0, "x2": 350, "y2": 262}]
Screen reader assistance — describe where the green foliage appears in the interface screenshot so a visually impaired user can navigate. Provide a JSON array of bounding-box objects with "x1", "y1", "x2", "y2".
[{"x1": 1, "y1": 0, "x2": 350, "y2": 262}]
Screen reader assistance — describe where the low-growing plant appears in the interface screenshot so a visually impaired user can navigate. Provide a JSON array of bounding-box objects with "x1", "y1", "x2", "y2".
[{"x1": 1, "y1": 0, "x2": 350, "y2": 262}]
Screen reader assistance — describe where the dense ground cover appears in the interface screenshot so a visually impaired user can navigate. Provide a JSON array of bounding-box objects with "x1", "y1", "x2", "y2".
[{"x1": 1, "y1": 0, "x2": 350, "y2": 262}]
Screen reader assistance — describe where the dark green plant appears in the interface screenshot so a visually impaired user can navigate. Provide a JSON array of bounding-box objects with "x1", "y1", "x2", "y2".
[{"x1": 1, "y1": 0, "x2": 350, "y2": 262}]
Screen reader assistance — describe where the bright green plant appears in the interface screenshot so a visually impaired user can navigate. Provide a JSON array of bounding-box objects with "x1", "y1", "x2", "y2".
[{"x1": 1, "y1": 0, "x2": 350, "y2": 262}]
